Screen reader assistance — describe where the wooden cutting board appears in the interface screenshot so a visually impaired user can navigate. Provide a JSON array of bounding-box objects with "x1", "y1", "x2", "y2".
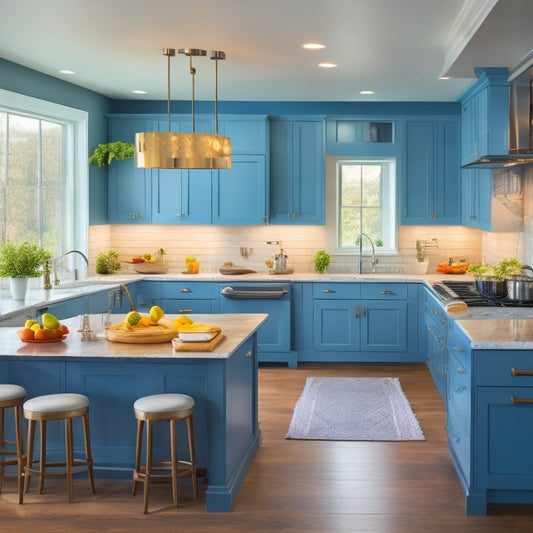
[
  {"x1": 105, "y1": 323, "x2": 177, "y2": 344},
  {"x1": 173, "y1": 333, "x2": 225, "y2": 352},
  {"x1": 219, "y1": 267, "x2": 257, "y2": 275}
]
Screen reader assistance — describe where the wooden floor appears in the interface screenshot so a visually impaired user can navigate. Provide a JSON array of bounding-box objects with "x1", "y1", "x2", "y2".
[{"x1": 1, "y1": 363, "x2": 533, "y2": 532}]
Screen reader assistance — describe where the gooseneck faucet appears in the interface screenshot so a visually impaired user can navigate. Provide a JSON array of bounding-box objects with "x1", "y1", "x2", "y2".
[
  {"x1": 43, "y1": 250, "x2": 89, "y2": 289},
  {"x1": 355, "y1": 233, "x2": 378, "y2": 274}
]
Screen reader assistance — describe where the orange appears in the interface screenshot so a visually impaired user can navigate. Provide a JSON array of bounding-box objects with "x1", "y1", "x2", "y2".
[
  {"x1": 35, "y1": 328, "x2": 63, "y2": 340},
  {"x1": 17, "y1": 328, "x2": 34, "y2": 341}
]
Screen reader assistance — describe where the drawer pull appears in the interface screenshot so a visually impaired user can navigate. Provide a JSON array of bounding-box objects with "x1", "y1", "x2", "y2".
[
  {"x1": 380, "y1": 290, "x2": 395, "y2": 295},
  {"x1": 180, "y1": 288, "x2": 192, "y2": 293},
  {"x1": 245, "y1": 350, "x2": 253, "y2": 358},
  {"x1": 510, "y1": 396, "x2": 533, "y2": 404},
  {"x1": 511, "y1": 368, "x2": 533, "y2": 376},
  {"x1": 322, "y1": 289, "x2": 335, "y2": 293},
  {"x1": 179, "y1": 309, "x2": 194, "y2": 313},
  {"x1": 453, "y1": 347, "x2": 465, "y2": 353}
]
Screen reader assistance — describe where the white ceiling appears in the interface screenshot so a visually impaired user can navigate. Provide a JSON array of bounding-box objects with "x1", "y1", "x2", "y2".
[{"x1": 1, "y1": 0, "x2": 532, "y2": 102}]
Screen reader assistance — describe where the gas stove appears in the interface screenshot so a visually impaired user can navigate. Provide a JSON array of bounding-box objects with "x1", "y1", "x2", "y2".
[{"x1": 432, "y1": 280, "x2": 533, "y2": 307}]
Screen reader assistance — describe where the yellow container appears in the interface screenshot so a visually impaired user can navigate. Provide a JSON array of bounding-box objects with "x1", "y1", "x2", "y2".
[{"x1": 187, "y1": 261, "x2": 200, "y2": 274}]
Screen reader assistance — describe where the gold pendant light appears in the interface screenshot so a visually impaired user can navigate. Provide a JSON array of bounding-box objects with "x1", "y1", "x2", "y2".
[{"x1": 135, "y1": 48, "x2": 231, "y2": 169}]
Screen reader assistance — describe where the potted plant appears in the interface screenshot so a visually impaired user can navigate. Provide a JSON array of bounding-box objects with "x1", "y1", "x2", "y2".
[
  {"x1": 96, "y1": 250, "x2": 121, "y2": 274},
  {"x1": 313, "y1": 250, "x2": 331, "y2": 274},
  {"x1": 89, "y1": 141, "x2": 134, "y2": 168},
  {"x1": 0, "y1": 239, "x2": 52, "y2": 300},
  {"x1": 414, "y1": 239, "x2": 429, "y2": 274}
]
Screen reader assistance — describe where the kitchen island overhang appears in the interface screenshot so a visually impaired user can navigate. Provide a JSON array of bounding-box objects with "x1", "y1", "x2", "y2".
[{"x1": 0, "y1": 313, "x2": 267, "y2": 513}]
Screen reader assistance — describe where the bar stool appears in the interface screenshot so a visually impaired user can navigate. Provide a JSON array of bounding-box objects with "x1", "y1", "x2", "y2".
[
  {"x1": 0, "y1": 384, "x2": 26, "y2": 503},
  {"x1": 22, "y1": 393, "x2": 95, "y2": 503},
  {"x1": 132, "y1": 393, "x2": 198, "y2": 514}
]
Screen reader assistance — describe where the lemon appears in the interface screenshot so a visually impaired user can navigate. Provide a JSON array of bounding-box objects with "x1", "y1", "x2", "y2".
[
  {"x1": 185, "y1": 255, "x2": 197, "y2": 265},
  {"x1": 125, "y1": 311, "x2": 142, "y2": 328},
  {"x1": 30, "y1": 323, "x2": 41, "y2": 331},
  {"x1": 42, "y1": 313, "x2": 60, "y2": 329},
  {"x1": 25, "y1": 319, "x2": 37, "y2": 329},
  {"x1": 149, "y1": 305, "x2": 165, "y2": 324},
  {"x1": 174, "y1": 315, "x2": 193, "y2": 327}
]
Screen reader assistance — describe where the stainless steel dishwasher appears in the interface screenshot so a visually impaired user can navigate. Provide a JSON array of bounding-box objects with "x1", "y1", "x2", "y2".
[{"x1": 219, "y1": 283, "x2": 291, "y2": 357}]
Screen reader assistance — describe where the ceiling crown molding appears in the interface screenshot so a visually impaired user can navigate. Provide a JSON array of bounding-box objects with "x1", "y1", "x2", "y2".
[{"x1": 440, "y1": 0, "x2": 499, "y2": 78}]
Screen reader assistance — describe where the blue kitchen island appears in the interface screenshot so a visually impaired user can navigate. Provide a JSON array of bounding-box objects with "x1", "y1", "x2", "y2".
[{"x1": 0, "y1": 313, "x2": 266, "y2": 512}]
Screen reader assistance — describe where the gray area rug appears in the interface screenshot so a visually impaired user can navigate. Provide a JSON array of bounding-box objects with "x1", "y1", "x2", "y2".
[{"x1": 286, "y1": 377, "x2": 425, "y2": 441}]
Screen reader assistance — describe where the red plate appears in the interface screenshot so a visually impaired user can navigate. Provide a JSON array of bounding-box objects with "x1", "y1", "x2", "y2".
[{"x1": 22, "y1": 335, "x2": 68, "y2": 343}]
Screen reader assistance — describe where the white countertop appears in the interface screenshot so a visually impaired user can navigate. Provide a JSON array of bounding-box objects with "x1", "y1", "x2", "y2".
[
  {"x1": 1, "y1": 313, "x2": 267, "y2": 360},
  {"x1": 457, "y1": 319, "x2": 533, "y2": 350}
]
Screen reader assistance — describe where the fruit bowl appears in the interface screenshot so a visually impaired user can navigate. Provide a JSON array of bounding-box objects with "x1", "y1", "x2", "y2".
[
  {"x1": 22, "y1": 334, "x2": 68, "y2": 344},
  {"x1": 129, "y1": 262, "x2": 168, "y2": 274}
]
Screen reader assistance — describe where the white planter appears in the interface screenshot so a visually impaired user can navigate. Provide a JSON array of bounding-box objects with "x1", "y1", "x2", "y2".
[
  {"x1": 10, "y1": 277, "x2": 29, "y2": 301},
  {"x1": 413, "y1": 260, "x2": 429, "y2": 274}
]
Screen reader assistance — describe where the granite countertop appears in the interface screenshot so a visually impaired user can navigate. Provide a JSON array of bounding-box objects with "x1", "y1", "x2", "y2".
[
  {"x1": 457, "y1": 319, "x2": 533, "y2": 350},
  {"x1": 1, "y1": 313, "x2": 267, "y2": 360}
]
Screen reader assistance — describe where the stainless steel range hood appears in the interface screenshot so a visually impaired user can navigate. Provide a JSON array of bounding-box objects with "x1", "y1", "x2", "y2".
[{"x1": 462, "y1": 66, "x2": 533, "y2": 169}]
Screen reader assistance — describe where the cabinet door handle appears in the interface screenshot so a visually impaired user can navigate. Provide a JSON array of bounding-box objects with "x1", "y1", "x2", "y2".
[
  {"x1": 245, "y1": 350, "x2": 253, "y2": 357},
  {"x1": 355, "y1": 306, "x2": 360, "y2": 319},
  {"x1": 362, "y1": 306, "x2": 367, "y2": 318},
  {"x1": 180, "y1": 288, "x2": 192, "y2": 293},
  {"x1": 455, "y1": 367, "x2": 464, "y2": 374},
  {"x1": 510, "y1": 396, "x2": 533, "y2": 404},
  {"x1": 453, "y1": 347, "x2": 465, "y2": 353},
  {"x1": 294, "y1": 213, "x2": 300, "y2": 218},
  {"x1": 511, "y1": 368, "x2": 533, "y2": 376},
  {"x1": 322, "y1": 289, "x2": 335, "y2": 293},
  {"x1": 179, "y1": 309, "x2": 194, "y2": 313},
  {"x1": 380, "y1": 290, "x2": 395, "y2": 295}
]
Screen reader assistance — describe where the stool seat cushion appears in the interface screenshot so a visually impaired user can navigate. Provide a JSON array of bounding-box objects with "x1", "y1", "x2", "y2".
[
  {"x1": 134, "y1": 393, "x2": 194, "y2": 414},
  {"x1": 24, "y1": 393, "x2": 89, "y2": 414},
  {"x1": 0, "y1": 384, "x2": 26, "y2": 401}
]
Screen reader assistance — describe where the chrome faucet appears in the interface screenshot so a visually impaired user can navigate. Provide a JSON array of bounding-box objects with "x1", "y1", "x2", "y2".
[
  {"x1": 355, "y1": 233, "x2": 378, "y2": 274},
  {"x1": 43, "y1": 250, "x2": 89, "y2": 288}
]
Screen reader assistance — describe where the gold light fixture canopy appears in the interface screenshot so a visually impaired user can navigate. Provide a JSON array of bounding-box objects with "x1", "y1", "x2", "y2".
[{"x1": 135, "y1": 48, "x2": 231, "y2": 169}]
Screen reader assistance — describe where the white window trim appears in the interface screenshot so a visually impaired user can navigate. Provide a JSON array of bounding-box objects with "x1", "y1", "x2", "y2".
[
  {"x1": 0, "y1": 88, "x2": 89, "y2": 255},
  {"x1": 325, "y1": 154, "x2": 398, "y2": 256}
]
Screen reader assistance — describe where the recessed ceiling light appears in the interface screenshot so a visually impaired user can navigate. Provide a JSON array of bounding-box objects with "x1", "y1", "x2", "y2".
[
  {"x1": 132, "y1": 90, "x2": 147, "y2": 94},
  {"x1": 58, "y1": 69, "x2": 75, "y2": 75},
  {"x1": 303, "y1": 43, "x2": 325, "y2": 50},
  {"x1": 318, "y1": 62, "x2": 337, "y2": 69},
  {"x1": 360, "y1": 90, "x2": 375, "y2": 95}
]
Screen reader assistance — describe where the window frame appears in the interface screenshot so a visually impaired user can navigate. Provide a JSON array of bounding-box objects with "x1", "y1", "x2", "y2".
[
  {"x1": 325, "y1": 155, "x2": 398, "y2": 256},
  {"x1": 0, "y1": 88, "x2": 88, "y2": 258}
]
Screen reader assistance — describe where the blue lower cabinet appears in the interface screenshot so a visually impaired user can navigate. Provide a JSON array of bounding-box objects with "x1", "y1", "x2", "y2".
[{"x1": 313, "y1": 299, "x2": 359, "y2": 351}]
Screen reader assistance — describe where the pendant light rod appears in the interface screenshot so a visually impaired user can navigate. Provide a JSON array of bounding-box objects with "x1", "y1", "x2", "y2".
[
  {"x1": 211, "y1": 51, "x2": 225, "y2": 136},
  {"x1": 162, "y1": 48, "x2": 176, "y2": 133},
  {"x1": 179, "y1": 49, "x2": 206, "y2": 134}
]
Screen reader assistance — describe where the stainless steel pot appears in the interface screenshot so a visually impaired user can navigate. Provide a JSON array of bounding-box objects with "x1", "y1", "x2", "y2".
[
  {"x1": 475, "y1": 279, "x2": 507, "y2": 299},
  {"x1": 506, "y1": 277, "x2": 533, "y2": 301}
]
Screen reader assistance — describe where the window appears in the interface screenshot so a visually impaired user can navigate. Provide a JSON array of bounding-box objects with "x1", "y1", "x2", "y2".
[
  {"x1": 326, "y1": 157, "x2": 396, "y2": 254},
  {"x1": 0, "y1": 89, "x2": 88, "y2": 262}
]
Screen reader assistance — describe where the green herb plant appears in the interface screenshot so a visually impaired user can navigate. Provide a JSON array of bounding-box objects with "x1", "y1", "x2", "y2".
[
  {"x1": 495, "y1": 258, "x2": 523, "y2": 278},
  {"x1": 466, "y1": 262, "x2": 493, "y2": 279},
  {"x1": 313, "y1": 250, "x2": 331, "y2": 274},
  {"x1": 0, "y1": 240, "x2": 52, "y2": 278},
  {"x1": 89, "y1": 141, "x2": 135, "y2": 168},
  {"x1": 96, "y1": 250, "x2": 121, "y2": 274}
]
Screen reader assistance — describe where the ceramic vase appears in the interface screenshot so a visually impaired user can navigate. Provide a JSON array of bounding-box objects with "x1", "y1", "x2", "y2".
[{"x1": 10, "y1": 277, "x2": 28, "y2": 300}]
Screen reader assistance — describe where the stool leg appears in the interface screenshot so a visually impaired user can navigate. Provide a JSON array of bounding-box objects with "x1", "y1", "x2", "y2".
[
  {"x1": 186, "y1": 415, "x2": 198, "y2": 498},
  {"x1": 23, "y1": 419, "x2": 36, "y2": 496},
  {"x1": 170, "y1": 419, "x2": 178, "y2": 508},
  {"x1": 82, "y1": 412, "x2": 95, "y2": 495},
  {"x1": 38, "y1": 420, "x2": 47, "y2": 495},
  {"x1": 143, "y1": 420, "x2": 153, "y2": 514},
  {"x1": 65, "y1": 418, "x2": 73, "y2": 503},
  {"x1": 15, "y1": 405, "x2": 24, "y2": 504},
  {"x1": 132, "y1": 419, "x2": 144, "y2": 496}
]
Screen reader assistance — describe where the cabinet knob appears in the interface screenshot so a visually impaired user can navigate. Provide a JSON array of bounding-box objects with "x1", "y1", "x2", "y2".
[
  {"x1": 454, "y1": 347, "x2": 465, "y2": 352},
  {"x1": 467, "y1": 216, "x2": 476, "y2": 220},
  {"x1": 245, "y1": 350, "x2": 253, "y2": 357},
  {"x1": 294, "y1": 213, "x2": 300, "y2": 218},
  {"x1": 456, "y1": 367, "x2": 464, "y2": 374}
]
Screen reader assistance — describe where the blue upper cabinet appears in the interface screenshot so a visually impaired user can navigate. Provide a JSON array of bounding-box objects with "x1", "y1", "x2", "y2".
[
  {"x1": 151, "y1": 117, "x2": 213, "y2": 224},
  {"x1": 212, "y1": 116, "x2": 269, "y2": 224},
  {"x1": 459, "y1": 68, "x2": 509, "y2": 166},
  {"x1": 269, "y1": 118, "x2": 325, "y2": 224},
  {"x1": 401, "y1": 118, "x2": 460, "y2": 225},
  {"x1": 107, "y1": 117, "x2": 152, "y2": 223},
  {"x1": 462, "y1": 169, "x2": 492, "y2": 231}
]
